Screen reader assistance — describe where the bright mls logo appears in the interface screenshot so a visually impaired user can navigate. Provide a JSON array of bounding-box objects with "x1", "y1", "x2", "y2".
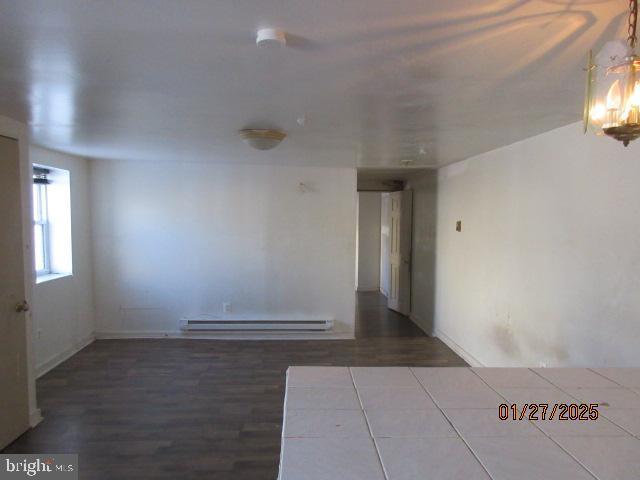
[{"x1": 1, "y1": 455, "x2": 77, "y2": 479}]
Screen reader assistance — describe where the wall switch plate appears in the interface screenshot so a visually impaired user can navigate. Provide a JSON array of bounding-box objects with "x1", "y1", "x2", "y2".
[
  {"x1": 223, "y1": 303, "x2": 232, "y2": 313},
  {"x1": 456, "y1": 220, "x2": 462, "y2": 232}
]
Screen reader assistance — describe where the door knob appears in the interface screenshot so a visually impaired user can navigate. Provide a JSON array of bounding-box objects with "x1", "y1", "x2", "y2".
[{"x1": 15, "y1": 300, "x2": 29, "y2": 313}]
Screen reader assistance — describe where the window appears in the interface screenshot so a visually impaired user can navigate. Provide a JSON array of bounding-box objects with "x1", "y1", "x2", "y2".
[
  {"x1": 32, "y1": 164, "x2": 72, "y2": 282},
  {"x1": 32, "y1": 170, "x2": 51, "y2": 274}
]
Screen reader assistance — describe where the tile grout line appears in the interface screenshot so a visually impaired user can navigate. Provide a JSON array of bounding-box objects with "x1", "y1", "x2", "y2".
[
  {"x1": 527, "y1": 366, "x2": 624, "y2": 410},
  {"x1": 409, "y1": 367, "x2": 496, "y2": 480},
  {"x1": 586, "y1": 367, "x2": 626, "y2": 387},
  {"x1": 582, "y1": 368, "x2": 640, "y2": 438},
  {"x1": 526, "y1": 367, "x2": 628, "y2": 479},
  {"x1": 474, "y1": 367, "x2": 601, "y2": 480},
  {"x1": 469, "y1": 367, "x2": 567, "y2": 438},
  {"x1": 467, "y1": 367, "x2": 540, "y2": 429},
  {"x1": 349, "y1": 367, "x2": 390, "y2": 480},
  {"x1": 586, "y1": 368, "x2": 640, "y2": 412}
]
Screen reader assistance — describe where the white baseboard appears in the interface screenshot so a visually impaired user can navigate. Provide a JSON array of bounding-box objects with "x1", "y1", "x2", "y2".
[
  {"x1": 29, "y1": 408, "x2": 43, "y2": 427},
  {"x1": 95, "y1": 330, "x2": 355, "y2": 341},
  {"x1": 356, "y1": 286, "x2": 380, "y2": 292},
  {"x1": 36, "y1": 335, "x2": 95, "y2": 378},
  {"x1": 433, "y1": 328, "x2": 485, "y2": 367}
]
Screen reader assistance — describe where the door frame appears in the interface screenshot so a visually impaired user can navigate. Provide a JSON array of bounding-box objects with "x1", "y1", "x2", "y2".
[
  {"x1": 386, "y1": 190, "x2": 412, "y2": 315},
  {"x1": 0, "y1": 115, "x2": 42, "y2": 427}
]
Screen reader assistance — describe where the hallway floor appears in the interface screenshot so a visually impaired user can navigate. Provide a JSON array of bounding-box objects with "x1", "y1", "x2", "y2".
[
  {"x1": 3, "y1": 292, "x2": 464, "y2": 479},
  {"x1": 355, "y1": 291, "x2": 427, "y2": 338}
]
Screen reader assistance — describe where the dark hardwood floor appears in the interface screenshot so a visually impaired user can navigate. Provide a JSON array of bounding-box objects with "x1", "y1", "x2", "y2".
[
  {"x1": 355, "y1": 290, "x2": 427, "y2": 338},
  {"x1": 3, "y1": 292, "x2": 465, "y2": 479}
]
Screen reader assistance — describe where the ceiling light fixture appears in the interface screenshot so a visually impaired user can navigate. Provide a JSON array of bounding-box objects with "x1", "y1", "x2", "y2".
[
  {"x1": 256, "y1": 28, "x2": 287, "y2": 47},
  {"x1": 584, "y1": 0, "x2": 640, "y2": 146},
  {"x1": 239, "y1": 128, "x2": 286, "y2": 150}
]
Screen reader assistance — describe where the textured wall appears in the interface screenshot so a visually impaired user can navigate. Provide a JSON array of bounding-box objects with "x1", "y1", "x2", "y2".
[
  {"x1": 91, "y1": 161, "x2": 357, "y2": 336},
  {"x1": 30, "y1": 146, "x2": 95, "y2": 375},
  {"x1": 436, "y1": 122, "x2": 640, "y2": 367},
  {"x1": 357, "y1": 192, "x2": 381, "y2": 291}
]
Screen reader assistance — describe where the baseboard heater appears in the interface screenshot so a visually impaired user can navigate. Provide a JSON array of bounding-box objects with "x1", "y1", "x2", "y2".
[{"x1": 179, "y1": 317, "x2": 333, "y2": 332}]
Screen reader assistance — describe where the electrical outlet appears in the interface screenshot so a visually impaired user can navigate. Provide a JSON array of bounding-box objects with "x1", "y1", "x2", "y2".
[
  {"x1": 223, "y1": 303, "x2": 232, "y2": 313},
  {"x1": 539, "y1": 361, "x2": 547, "y2": 368}
]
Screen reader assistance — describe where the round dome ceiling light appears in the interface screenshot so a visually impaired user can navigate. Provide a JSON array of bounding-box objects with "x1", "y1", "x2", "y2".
[
  {"x1": 239, "y1": 129, "x2": 287, "y2": 150},
  {"x1": 256, "y1": 28, "x2": 287, "y2": 47}
]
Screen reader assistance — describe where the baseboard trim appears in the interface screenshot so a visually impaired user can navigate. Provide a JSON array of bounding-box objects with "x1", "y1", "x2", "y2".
[
  {"x1": 433, "y1": 328, "x2": 484, "y2": 367},
  {"x1": 94, "y1": 331, "x2": 355, "y2": 341},
  {"x1": 408, "y1": 312, "x2": 430, "y2": 335},
  {"x1": 36, "y1": 335, "x2": 95, "y2": 378},
  {"x1": 29, "y1": 408, "x2": 43, "y2": 428},
  {"x1": 356, "y1": 286, "x2": 380, "y2": 292}
]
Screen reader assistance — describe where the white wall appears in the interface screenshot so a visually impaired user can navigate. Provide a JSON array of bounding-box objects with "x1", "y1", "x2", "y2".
[
  {"x1": 30, "y1": 147, "x2": 95, "y2": 376},
  {"x1": 380, "y1": 193, "x2": 390, "y2": 296},
  {"x1": 357, "y1": 192, "x2": 381, "y2": 291},
  {"x1": 436, "y1": 122, "x2": 640, "y2": 367},
  {"x1": 405, "y1": 171, "x2": 437, "y2": 332},
  {"x1": 91, "y1": 161, "x2": 357, "y2": 337}
]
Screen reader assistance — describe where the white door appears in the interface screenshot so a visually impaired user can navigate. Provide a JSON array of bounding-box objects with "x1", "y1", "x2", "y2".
[
  {"x1": 387, "y1": 190, "x2": 412, "y2": 315},
  {"x1": 0, "y1": 135, "x2": 30, "y2": 449}
]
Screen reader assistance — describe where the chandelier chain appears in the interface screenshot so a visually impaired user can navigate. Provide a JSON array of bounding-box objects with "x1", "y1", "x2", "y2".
[{"x1": 629, "y1": 0, "x2": 638, "y2": 49}]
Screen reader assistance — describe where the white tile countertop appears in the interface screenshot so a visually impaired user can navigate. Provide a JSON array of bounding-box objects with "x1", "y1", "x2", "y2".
[{"x1": 278, "y1": 367, "x2": 640, "y2": 480}]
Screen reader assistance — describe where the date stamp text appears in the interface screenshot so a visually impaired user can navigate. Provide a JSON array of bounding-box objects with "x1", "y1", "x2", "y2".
[{"x1": 498, "y1": 403, "x2": 599, "y2": 421}]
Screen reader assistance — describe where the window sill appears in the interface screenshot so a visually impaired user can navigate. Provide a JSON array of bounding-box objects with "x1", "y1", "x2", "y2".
[{"x1": 36, "y1": 273, "x2": 72, "y2": 284}]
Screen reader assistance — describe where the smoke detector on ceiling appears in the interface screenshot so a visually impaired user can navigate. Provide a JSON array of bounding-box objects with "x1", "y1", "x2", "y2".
[
  {"x1": 239, "y1": 129, "x2": 287, "y2": 150},
  {"x1": 256, "y1": 28, "x2": 287, "y2": 47}
]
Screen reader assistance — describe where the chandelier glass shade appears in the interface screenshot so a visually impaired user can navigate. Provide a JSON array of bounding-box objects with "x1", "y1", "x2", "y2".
[{"x1": 584, "y1": 0, "x2": 640, "y2": 146}]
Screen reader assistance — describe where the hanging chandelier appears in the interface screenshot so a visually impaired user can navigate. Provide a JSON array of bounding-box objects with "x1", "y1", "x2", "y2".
[{"x1": 584, "y1": 0, "x2": 640, "y2": 146}]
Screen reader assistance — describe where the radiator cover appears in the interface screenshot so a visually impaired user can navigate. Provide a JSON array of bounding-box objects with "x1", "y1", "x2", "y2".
[{"x1": 179, "y1": 317, "x2": 333, "y2": 332}]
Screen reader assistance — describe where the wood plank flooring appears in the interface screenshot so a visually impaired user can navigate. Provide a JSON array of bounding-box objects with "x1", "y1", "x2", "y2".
[{"x1": 3, "y1": 293, "x2": 465, "y2": 479}]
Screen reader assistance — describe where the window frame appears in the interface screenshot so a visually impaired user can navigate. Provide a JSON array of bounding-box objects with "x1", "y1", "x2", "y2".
[{"x1": 33, "y1": 180, "x2": 52, "y2": 276}]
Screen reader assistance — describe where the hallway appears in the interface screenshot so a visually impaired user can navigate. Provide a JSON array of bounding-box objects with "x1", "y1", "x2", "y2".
[{"x1": 355, "y1": 291, "x2": 426, "y2": 338}]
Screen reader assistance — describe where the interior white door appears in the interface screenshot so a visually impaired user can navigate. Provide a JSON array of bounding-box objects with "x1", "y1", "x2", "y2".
[
  {"x1": 0, "y1": 135, "x2": 30, "y2": 449},
  {"x1": 379, "y1": 193, "x2": 390, "y2": 297},
  {"x1": 387, "y1": 190, "x2": 412, "y2": 315}
]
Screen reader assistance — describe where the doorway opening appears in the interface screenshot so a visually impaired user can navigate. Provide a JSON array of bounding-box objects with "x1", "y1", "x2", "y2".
[{"x1": 355, "y1": 168, "x2": 433, "y2": 336}]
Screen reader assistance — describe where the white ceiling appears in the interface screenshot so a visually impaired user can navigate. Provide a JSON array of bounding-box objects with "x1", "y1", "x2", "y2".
[
  {"x1": 0, "y1": 0, "x2": 624, "y2": 168},
  {"x1": 357, "y1": 167, "x2": 431, "y2": 182}
]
